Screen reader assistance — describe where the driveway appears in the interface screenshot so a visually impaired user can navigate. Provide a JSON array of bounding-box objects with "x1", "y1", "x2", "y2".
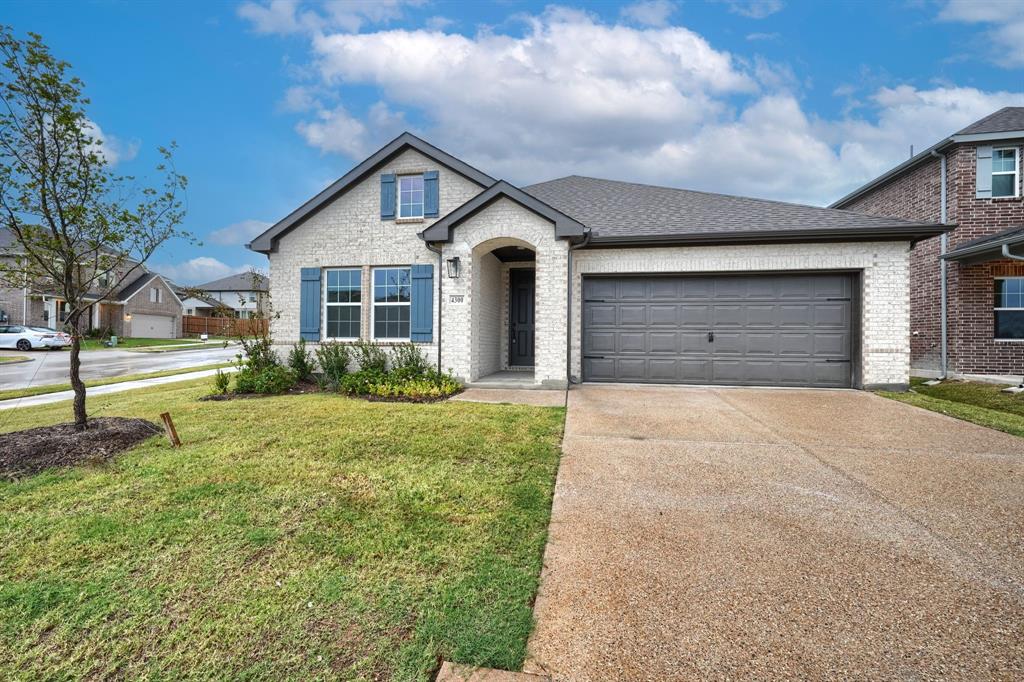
[
  {"x1": 526, "y1": 385, "x2": 1024, "y2": 680},
  {"x1": 0, "y1": 345, "x2": 239, "y2": 389}
]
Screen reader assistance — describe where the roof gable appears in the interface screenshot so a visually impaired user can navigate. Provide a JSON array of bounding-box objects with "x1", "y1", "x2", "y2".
[{"x1": 248, "y1": 132, "x2": 496, "y2": 253}]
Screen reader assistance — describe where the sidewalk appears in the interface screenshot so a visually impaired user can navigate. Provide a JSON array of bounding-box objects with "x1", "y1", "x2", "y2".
[{"x1": 0, "y1": 366, "x2": 236, "y2": 411}]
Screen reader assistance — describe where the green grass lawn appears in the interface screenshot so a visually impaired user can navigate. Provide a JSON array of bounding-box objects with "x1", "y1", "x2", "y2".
[
  {"x1": 79, "y1": 337, "x2": 200, "y2": 350},
  {"x1": 0, "y1": 363, "x2": 234, "y2": 402},
  {"x1": 879, "y1": 378, "x2": 1024, "y2": 438},
  {"x1": 0, "y1": 356, "x2": 29, "y2": 364},
  {"x1": 0, "y1": 378, "x2": 566, "y2": 680}
]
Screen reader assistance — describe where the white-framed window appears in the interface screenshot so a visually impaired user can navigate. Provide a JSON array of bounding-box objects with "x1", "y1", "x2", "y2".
[
  {"x1": 994, "y1": 277, "x2": 1024, "y2": 340},
  {"x1": 397, "y1": 175, "x2": 424, "y2": 219},
  {"x1": 149, "y1": 286, "x2": 162, "y2": 303},
  {"x1": 372, "y1": 267, "x2": 411, "y2": 340},
  {"x1": 325, "y1": 268, "x2": 361, "y2": 340},
  {"x1": 992, "y1": 147, "x2": 1019, "y2": 198}
]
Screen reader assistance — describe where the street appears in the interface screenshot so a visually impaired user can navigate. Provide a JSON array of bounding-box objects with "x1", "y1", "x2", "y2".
[{"x1": 0, "y1": 345, "x2": 241, "y2": 390}]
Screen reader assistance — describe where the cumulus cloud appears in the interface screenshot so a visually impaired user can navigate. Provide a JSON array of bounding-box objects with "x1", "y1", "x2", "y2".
[
  {"x1": 207, "y1": 219, "x2": 273, "y2": 246},
  {"x1": 151, "y1": 257, "x2": 250, "y2": 285},
  {"x1": 84, "y1": 120, "x2": 139, "y2": 165},
  {"x1": 238, "y1": 0, "x2": 423, "y2": 35},
  {"x1": 724, "y1": 0, "x2": 785, "y2": 19},
  {"x1": 620, "y1": 0, "x2": 677, "y2": 27},
  {"x1": 296, "y1": 101, "x2": 405, "y2": 158},
  {"x1": 938, "y1": 0, "x2": 1024, "y2": 68}
]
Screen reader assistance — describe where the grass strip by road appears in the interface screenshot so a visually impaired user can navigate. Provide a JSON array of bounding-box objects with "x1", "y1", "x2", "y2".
[
  {"x1": 129, "y1": 341, "x2": 235, "y2": 354},
  {"x1": 0, "y1": 363, "x2": 233, "y2": 402},
  {"x1": 0, "y1": 356, "x2": 29, "y2": 364},
  {"x1": 78, "y1": 337, "x2": 201, "y2": 351},
  {"x1": 0, "y1": 377, "x2": 565, "y2": 680},
  {"x1": 878, "y1": 378, "x2": 1024, "y2": 438}
]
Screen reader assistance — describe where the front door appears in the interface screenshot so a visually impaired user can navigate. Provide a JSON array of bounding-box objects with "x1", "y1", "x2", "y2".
[{"x1": 509, "y1": 269, "x2": 535, "y2": 367}]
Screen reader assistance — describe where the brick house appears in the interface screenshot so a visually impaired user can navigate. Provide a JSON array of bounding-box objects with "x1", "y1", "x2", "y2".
[
  {"x1": 249, "y1": 133, "x2": 946, "y2": 390},
  {"x1": 832, "y1": 107, "x2": 1024, "y2": 380},
  {"x1": 0, "y1": 227, "x2": 184, "y2": 338}
]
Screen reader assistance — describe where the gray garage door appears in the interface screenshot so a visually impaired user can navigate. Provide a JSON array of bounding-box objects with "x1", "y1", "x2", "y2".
[{"x1": 582, "y1": 273, "x2": 853, "y2": 388}]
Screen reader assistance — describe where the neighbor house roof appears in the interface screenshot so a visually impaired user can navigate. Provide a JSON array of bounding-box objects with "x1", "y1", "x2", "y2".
[
  {"x1": 197, "y1": 272, "x2": 269, "y2": 292},
  {"x1": 831, "y1": 107, "x2": 1024, "y2": 209},
  {"x1": 248, "y1": 132, "x2": 496, "y2": 254},
  {"x1": 942, "y1": 225, "x2": 1024, "y2": 264},
  {"x1": 522, "y1": 176, "x2": 946, "y2": 245},
  {"x1": 115, "y1": 272, "x2": 160, "y2": 302}
]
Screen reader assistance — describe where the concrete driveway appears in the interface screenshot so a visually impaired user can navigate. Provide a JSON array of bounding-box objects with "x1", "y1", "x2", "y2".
[{"x1": 526, "y1": 385, "x2": 1024, "y2": 680}]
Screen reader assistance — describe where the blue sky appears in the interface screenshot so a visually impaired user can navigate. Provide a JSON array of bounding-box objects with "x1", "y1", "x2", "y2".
[{"x1": 6, "y1": 0, "x2": 1024, "y2": 283}]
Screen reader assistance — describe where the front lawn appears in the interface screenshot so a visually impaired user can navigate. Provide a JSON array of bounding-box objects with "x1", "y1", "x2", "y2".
[
  {"x1": 78, "y1": 337, "x2": 200, "y2": 350},
  {"x1": 0, "y1": 379, "x2": 565, "y2": 680},
  {"x1": 879, "y1": 378, "x2": 1024, "y2": 438}
]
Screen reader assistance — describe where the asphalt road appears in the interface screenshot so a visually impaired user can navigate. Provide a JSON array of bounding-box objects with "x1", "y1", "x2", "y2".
[{"x1": 0, "y1": 344, "x2": 241, "y2": 390}]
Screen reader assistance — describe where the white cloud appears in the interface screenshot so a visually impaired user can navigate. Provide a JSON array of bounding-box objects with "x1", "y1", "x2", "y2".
[
  {"x1": 620, "y1": 0, "x2": 677, "y2": 27},
  {"x1": 746, "y1": 31, "x2": 779, "y2": 41},
  {"x1": 207, "y1": 219, "x2": 273, "y2": 246},
  {"x1": 938, "y1": 0, "x2": 1024, "y2": 67},
  {"x1": 295, "y1": 101, "x2": 405, "y2": 158},
  {"x1": 84, "y1": 120, "x2": 139, "y2": 166},
  {"x1": 238, "y1": 0, "x2": 424, "y2": 35},
  {"x1": 279, "y1": 85, "x2": 320, "y2": 112},
  {"x1": 425, "y1": 16, "x2": 454, "y2": 31},
  {"x1": 724, "y1": 0, "x2": 785, "y2": 19},
  {"x1": 151, "y1": 257, "x2": 251, "y2": 285}
]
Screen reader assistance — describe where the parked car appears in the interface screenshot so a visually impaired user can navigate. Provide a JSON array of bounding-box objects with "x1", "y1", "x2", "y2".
[
  {"x1": 28, "y1": 326, "x2": 72, "y2": 349},
  {"x1": 0, "y1": 325, "x2": 58, "y2": 351}
]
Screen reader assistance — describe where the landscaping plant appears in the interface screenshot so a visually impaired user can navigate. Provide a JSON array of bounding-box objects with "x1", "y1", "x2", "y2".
[
  {"x1": 212, "y1": 369, "x2": 231, "y2": 395},
  {"x1": 351, "y1": 339, "x2": 388, "y2": 373},
  {"x1": 314, "y1": 341, "x2": 351, "y2": 389},
  {"x1": 287, "y1": 338, "x2": 314, "y2": 382},
  {"x1": 338, "y1": 342, "x2": 461, "y2": 401}
]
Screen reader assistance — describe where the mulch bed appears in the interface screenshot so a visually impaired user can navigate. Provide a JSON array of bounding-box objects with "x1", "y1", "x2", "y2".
[
  {"x1": 199, "y1": 380, "x2": 324, "y2": 401},
  {"x1": 0, "y1": 417, "x2": 161, "y2": 481}
]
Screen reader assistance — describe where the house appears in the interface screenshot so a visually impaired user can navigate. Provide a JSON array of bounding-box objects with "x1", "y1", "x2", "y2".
[
  {"x1": 0, "y1": 227, "x2": 184, "y2": 338},
  {"x1": 248, "y1": 133, "x2": 947, "y2": 390},
  {"x1": 183, "y1": 272, "x2": 269, "y2": 319},
  {"x1": 831, "y1": 107, "x2": 1024, "y2": 381}
]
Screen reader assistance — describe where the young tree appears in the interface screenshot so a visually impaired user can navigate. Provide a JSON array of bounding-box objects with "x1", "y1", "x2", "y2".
[{"x1": 0, "y1": 28, "x2": 190, "y2": 428}]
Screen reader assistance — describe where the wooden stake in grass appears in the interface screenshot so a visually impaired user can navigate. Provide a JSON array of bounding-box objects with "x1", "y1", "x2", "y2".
[{"x1": 160, "y1": 412, "x2": 181, "y2": 447}]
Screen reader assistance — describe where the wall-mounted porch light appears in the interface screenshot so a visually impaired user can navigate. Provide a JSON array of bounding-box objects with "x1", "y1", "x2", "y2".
[
  {"x1": 124, "y1": 313, "x2": 132, "y2": 322},
  {"x1": 446, "y1": 256, "x2": 461, "y2": 279}
]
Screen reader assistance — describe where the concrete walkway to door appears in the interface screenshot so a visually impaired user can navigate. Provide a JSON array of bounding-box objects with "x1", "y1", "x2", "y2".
[{"x1": 525, "y1": 384, "x2": 1024, "y2": 680}]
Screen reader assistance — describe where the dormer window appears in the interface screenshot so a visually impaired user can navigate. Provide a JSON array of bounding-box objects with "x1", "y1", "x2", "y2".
[
  {"x1": 992, "y1": 148, "x2": 1019, "y2": 198},
  {"x1": 398, "y1": 174, "x2": 425, "y2": 219}
]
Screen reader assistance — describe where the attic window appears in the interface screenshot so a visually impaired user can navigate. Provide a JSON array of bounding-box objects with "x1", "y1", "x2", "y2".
[
  {"x1": 992, "y1": 148, "x2": 1019, "y2": 198},
  {"x1": 398, "y1": 175, "x2": 424, "y2": 219}
]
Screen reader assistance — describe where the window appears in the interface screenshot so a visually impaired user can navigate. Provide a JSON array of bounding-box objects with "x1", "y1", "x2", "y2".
[
  {"x1": 995, "y1": 277, "x2": 1024, "y2": 340},
  {"x1": 249, "y1": 294, "x2": 257, "y2": 303},
  {"x1": 149, "y1": 286, "x2": 162, "y2": 303},
  {"x1": 372, "y1": 267, "x2": 411, "y2": 340},
  {"x1": 992, "y1": 148, "x2": 1019, "y2": 198},
  {"x1": 326, "y1": 268, "x2": 361, "y2": 339},
  {"x1": 397, "y1": 175, "x2": 424, "y2": 219}
]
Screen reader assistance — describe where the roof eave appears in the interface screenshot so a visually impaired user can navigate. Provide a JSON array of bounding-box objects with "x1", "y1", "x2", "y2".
[
  {"x1": 585, "y1": 224, "x2": 952, "y2": 248},
  {"x1": 829, "y1": 138, "x2": 955, "y2": 209},
  {"x1": 942, "y1": 232, "x2": 1024, "y2": 264}
]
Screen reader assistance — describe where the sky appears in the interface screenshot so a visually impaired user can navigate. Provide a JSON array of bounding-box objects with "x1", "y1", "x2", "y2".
[{"x1": 5, "y1": 0, "x2": 1024, "y2": 284}]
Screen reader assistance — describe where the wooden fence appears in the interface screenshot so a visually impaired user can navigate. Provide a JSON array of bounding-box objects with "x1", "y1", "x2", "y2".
[{"x1": 182, "y1": 315, "x2": 268, "y2": 337}]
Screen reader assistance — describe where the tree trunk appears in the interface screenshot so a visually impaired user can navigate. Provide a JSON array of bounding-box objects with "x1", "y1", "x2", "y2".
[{"x1": 68, "y1": 313, "x2": 87, "y2": 429}]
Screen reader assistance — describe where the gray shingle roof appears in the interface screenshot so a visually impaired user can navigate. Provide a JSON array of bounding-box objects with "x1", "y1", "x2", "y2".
[
  {"x1": 956, "y1": 107, "x2": 1024, "y2": 135},
  {"x1": 198, "y1": 272, "x2": 268, "y2": 292},
  {"x1": 523, "y1": 176, "x2": 940, "y2": 244},
  {"x1": 116, "y1": 272, "x2": 159, "y2": 301}
]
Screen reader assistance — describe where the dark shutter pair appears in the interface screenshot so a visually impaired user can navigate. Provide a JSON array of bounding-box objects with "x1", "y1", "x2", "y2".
[{"x1": 380, "y1": 171, "x2": 439, "y2": 219}]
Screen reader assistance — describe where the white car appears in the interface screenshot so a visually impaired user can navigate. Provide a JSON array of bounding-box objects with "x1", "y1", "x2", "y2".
[
  {"x1": 29, "y1": 326, "x2": 73, "y2": 349},
  {"x1": 0, "y1": 325, "x2": 59, "y2": 351}
]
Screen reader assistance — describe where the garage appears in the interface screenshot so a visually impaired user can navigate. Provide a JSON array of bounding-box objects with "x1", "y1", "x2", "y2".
[
  {"x1": 131, "y1": 313, "x2": 176, "y2": 339},
  {"x1": 582, "y1": 273, "x2": 855, "y2": 388}
]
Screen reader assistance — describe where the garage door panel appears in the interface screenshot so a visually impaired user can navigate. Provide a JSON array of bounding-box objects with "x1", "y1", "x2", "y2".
[
  {"x1": 132, "y1": 314, "x2": 174, "y2": 339},
  {"x1": 582, "y1": 273, "x2": 854, "y2": 388}
]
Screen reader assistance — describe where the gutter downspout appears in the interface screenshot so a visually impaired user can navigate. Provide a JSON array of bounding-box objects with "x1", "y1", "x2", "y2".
[
  {"x1": 931, "y1": 150, "x2": 948, "y2": 378},
  {"x1": 426, "y1": 242, "x2": 443, "y2": 372},
  {"x1": 1002, "y1": 244, "x2": 1024, "y2": 261},
  {"x1": 566, "y1": 229, "x2": 592, "y2": 385}
]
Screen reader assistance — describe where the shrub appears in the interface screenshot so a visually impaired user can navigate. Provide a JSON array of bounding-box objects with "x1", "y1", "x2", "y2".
[
  {"x1": 389, "y1": 343, "x2": 430, "y2": 380},
  {"x1": 240, "y1": 333, "x2": 279, "y2": 373},
  {"x1": 339, "y1": 367, "x2": 461, "y2": 401},
  {"x1": 351, "y1": 339, "x2": 388, "y2": 373},
  {"x1": 288, "y1": 339, "x2": 314, "y2": 381},
  {"x1": 315, "y1": 342, "x2": 351, "y2": 388},
  {"x1": 338, "y1": 368, "x2": 387, "y2": 396},
  {"x1": 234, "y1": 365, "x2": 296, "y2": 395},
  {"x1": 212, "y1": 369, "x2": 231, "y2": 395}
]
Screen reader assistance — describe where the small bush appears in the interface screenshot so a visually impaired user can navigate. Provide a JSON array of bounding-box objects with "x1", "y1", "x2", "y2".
[
  {"x1": 339, "y1": 367, "x2": 461, "y2": 401},
  {"x1": 288, "y1": 339, "x2": 314, "y2": 381},
  {"x1": 234, "y1": 365, "x2": 296, "y2": 395},
  {"x1": 315, "y1": 342, "x2": 351, "y2": 388},
  {"x1": 351, "y1": 339, "x2": 388, "y2": 373},
  {"x1": 212, "y1": 369, "x2": 231, "y2": 395},
  {"x1": 240, "y1": 334, "x2": 279, "y2": 373},
  {"x1": 389, "y1": 343, "x2": 431, "y2": 380}
]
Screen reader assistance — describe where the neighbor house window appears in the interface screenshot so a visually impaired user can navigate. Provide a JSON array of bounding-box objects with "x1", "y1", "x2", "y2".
[
  {"x1": 372, "y1": 267, "x2": 411, "y2": 340},
  {"x1": 397, "y1": 175, "x2": 424, "y2": 219},
  {"x1": 995, "y1": 277, "x2": 1024, "y2": 339},
  {"x1": 992, "y1": 148, "x2": 1019, "y2": 198},
  {"x1": 326, "y1": 268, "x2": 361, "y2": 340},
  {"x1": 149, "y1": 286, "x2": 162, "y2": 303}
]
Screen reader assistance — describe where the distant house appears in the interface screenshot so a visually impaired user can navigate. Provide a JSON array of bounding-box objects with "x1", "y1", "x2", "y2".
[{"x1": 184, "y1": 272, "x2": 269, "y2": 319}]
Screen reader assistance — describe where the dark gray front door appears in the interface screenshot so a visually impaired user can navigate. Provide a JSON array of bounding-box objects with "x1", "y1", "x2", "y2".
[
  {"x1": 509, "y1": 269, "x2": 535, "y2": 367},
  {"x1": 582, "y1": 273, "x2": 854, "y2": 387}
]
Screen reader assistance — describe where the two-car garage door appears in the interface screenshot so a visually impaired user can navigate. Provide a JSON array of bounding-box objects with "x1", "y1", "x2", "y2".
[{"x1": 582, "y1": 273, "x2": 854, "y2": 388}]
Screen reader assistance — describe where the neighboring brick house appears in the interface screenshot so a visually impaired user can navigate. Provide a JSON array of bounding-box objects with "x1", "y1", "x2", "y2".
[
  {"x1": 0, "y1": 227, "x2": 184, "y2": 338},
  {"x1": 249, "y1": 133, "x2": 946, "y2": 390},
  {"x1": 832, "y1": 107, "x2": 1024, "y2": 380}
]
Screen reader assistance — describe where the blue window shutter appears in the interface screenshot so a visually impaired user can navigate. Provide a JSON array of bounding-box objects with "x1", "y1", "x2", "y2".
[
  {"x1": 976, "y1": 146, "x2": 993, "y2": 199},
  {"x1": 381, "y1": 173, "x2": 396, "y2": 219},
  {"x1": 300, "y1": 268, "x2": 321, "y2": 341},
  {"x1": 410, "y1": 264, "x2": 434, "y2": 343},
  {"x1": 424, "y1": 170, "x2": 439, "y2": 218}
]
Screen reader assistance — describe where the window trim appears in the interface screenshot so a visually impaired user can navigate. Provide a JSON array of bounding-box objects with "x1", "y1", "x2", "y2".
[
  {"x1": 396, "y1": 174, "x2": 425, "y2": 220},
  {"x1": 323, "y1": 267, "x2": 362, "y2": 342},
  {"x1": 994, "y1": 276, "x2": 1024, "y2": 341},
  {"x1": 991, "y1": 147, "x2": 1019, "y2": 199},
  {"x1": 371, "y1": 266, "x2": 412, "y2": 342}
]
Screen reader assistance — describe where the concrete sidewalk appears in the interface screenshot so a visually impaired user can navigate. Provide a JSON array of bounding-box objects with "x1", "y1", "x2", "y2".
[{"x1": 0, "y1": 366, "x2": 236, "y2": 411}]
